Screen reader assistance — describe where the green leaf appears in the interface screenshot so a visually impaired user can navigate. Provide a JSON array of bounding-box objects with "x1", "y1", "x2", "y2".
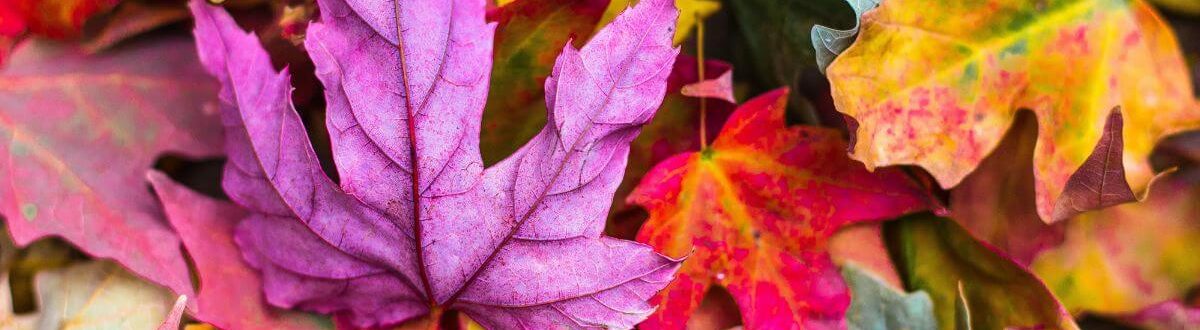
[
  {"x1": 842, "y1": 263, "x2": 936, "y2": 330},
  {"x1": 811, "y1": 0, "x2": 879, "y2": 72},
  {"x1": 480, "y1": 0, "x2": 608, "y2": 165},
  {"x1": 727, "y1": 0, "x2": 856, "y2": 122},
  {"x1": 884, "y1": 214, "x2": 1079, "y2": 330}
]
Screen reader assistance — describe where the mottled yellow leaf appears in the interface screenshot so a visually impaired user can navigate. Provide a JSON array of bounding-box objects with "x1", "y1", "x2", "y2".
[
  {"x1": 828, "y1": 0, "x2": 1200, "y2": 222},
  {"x1": 1031, "y1": 171, "x2": 1200, "y2": 315}
]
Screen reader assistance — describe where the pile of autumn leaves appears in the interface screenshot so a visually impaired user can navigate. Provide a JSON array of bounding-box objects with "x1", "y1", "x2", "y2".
[{"x1": 0, "y1": 0, "x2": 1199, "y2": 329}]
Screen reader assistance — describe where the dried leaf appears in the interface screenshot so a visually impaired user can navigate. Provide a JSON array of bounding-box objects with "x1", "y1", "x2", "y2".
[
  {"x1": 0, "y1": 35, "x2": 222, "y2": 299},
  {"x1": 0, "y1": 274, "x2": 35, "y2": 329},
  {"x1": 31, "y1": 261, "x2": 177, "y2": 329},
  {"x1": 191, "y1": 0, "x2": 684, "y2": 327},
  {"x1": 828, "y1": 0, "x2": 1200, "y2": 222},
  {"x1": 629, "y1": 89, "x2": 930, "y2": 328}
]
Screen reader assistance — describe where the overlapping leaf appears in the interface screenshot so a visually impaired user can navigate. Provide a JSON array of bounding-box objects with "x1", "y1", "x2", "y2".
[
  {"x1": 11, "y1": 261, "x2": 178, "y2": 329},
  {"x1": 1124, "y1": 301, "x2": 1200, "y2": 329},
  {"x1": 0, "y1": 35, "x2": 222, "y2": 299},
  {"x1": 885, "y1": 214, "x2": 1079, "y2": 330},
  {"x1": 828, "y1": 224, "x2": 903, "y2": 290},
  {"x1": 477, "y1": 1, "x2": 731, "y2": 228},
  {"x1": 841, "y1": 263, "x2": 936, "y2": 330},
  {"x1": 951, "y1": 112, "x2": 1200, "y2": 317},
  {"x1": 598, "y1": 0, "x2": 718, "y2": 44},
  {"x1": 479, "y1": 0, "x2": 607, "y2": 165},
  {"x1": 1029, "y1": 170, "x2": 1200, "y2": 315},
  {"x1": 629, "y1": 89, "x2": 930, "y2": 328},
  {"x1": 192, "y1": 0, "x2": 683, "y2": 328},
  {"x1": 728, "y1": 0, "x2": 857, "y2": 121},
  {"x1": 150, "y1": 172, "x2": 332, "y2": 330},
  {"x1": 828, "y1": 0, "x2": 1200, "y2": 222},
  {"x1": 950, "y1": 112, "x2": 1064, "y2": 266},
  {"x1": 812, "y1": 0, "x2": 879, "y2": 72}
]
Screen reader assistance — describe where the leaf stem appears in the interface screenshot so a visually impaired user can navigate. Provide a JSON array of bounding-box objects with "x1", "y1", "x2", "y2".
[{"x1": 696, "y1": 12, "x2": 708, "y2": 150}]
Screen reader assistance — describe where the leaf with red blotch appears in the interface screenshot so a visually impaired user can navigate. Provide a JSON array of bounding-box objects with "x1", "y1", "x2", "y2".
[
  {"x1": 608, "y1": 54, "x2": 735, "y2": 238},
  {"x1": 0, "y1": 35, "x2": 222, "y2": 299},
  {"x1": 628, "y1": 89, "x2": 931, "y2": 328},
  {"x1": 827, "y1": 0, "x2": 1200, "y2": 223},
  {"x1": 0, "y1": 0, "x2": 118, "y2": 39},
  {"x1": 191, "y1": 0, "x2": 683, "y2": 327},
  {"x1": 149, "y1": 172, "x2": 332, "y2": 330}
]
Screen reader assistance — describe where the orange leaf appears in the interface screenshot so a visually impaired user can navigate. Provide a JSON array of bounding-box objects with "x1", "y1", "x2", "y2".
[{"x1": 629, "y1": 89, "x2": 931, "y2": 328}]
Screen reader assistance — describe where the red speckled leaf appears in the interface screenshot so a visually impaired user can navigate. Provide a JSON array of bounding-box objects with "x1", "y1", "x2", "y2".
[
  {"x1": 629, "y1": 89, "x2": 930, "y2": 328},
  {"x1": 149, "y1": 172, "x2": 331, "y2": 330},
  {"x1": 0, "y1": 35, "x2": 221, "y2": 298},
  {"x1": 827, "y1": 0, "x2": 1200, "y2": 222}
]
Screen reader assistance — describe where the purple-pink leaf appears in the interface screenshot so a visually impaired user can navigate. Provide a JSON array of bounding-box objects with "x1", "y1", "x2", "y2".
[
  {"x1": 190, "y1": 0, "x2": 683, "y2": 327},
  {"x1": 0, "y1": 35, "x2": 222, "y2": 299},
  {"x1": 1125, "y1": 301, "x2": 1200, "y2": 329},
  {"x1": 150, "y1": 171, "x2": 331, "y2": 329}
]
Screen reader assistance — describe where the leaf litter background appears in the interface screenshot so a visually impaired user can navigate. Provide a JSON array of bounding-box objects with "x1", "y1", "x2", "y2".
[{"x1": 0, "y1": 0, "x2": 1197, "y2": 329}]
